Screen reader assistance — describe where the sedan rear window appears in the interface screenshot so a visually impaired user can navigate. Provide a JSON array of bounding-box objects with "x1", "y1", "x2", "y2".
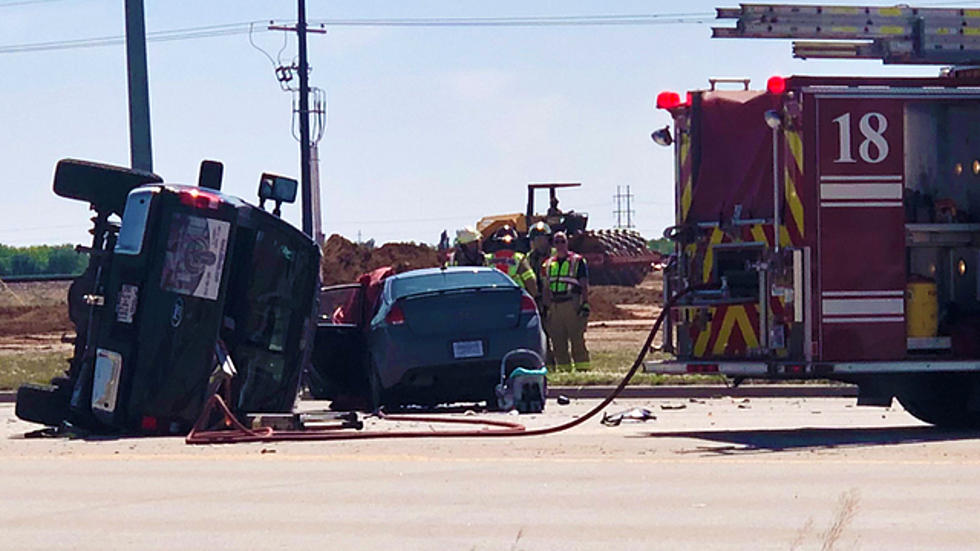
[{"x1": 391, "y1": 269, "x2": 515, "y2": 299}]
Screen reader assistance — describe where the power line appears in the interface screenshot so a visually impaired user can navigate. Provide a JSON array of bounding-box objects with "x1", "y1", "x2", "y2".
[
  {"x1": 0, "y1": 0, "x2": 68, "y2": 8},
  {"x1": 0, "y1": 22, "x2": 261, "y2": 54},
  {"x1": 0, "y1": 13, "x2": 711, "y2": 54}
]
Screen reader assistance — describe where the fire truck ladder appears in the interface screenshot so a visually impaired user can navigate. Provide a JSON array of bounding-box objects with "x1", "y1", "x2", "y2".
[{"x1": 714, "y1": 4, "x2": 980, "y2": 65}]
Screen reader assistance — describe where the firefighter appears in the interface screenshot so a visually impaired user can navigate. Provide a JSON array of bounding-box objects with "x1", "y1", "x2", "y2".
[
  {"x1": 542, "y1": 230, "x2": 590, "y2": 370},
  {"x1": 526, "y1": 222, "x2": 554, "y2": 302},
  {"x1": 526, "y1": 221, "x2": 555, "y2": 364},
  {"x1": 447, "y1": 226, "x2": 488, "y2": 267},
  {"x1": 487, "y1": 225, "x2": 537, "y2": 296}
]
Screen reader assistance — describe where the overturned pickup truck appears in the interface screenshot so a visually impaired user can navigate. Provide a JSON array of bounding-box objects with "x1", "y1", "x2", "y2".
[{"x1": 16, "y1": 159, "x2": 320, "y2": 435}]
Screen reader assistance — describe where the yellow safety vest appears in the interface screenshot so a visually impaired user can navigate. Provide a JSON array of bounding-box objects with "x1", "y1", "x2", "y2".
[
  {"x1": 544, "y1": 254, "x2": 583, "y2": 294},
  {"x1": 489, "y1": 250, "x2": 535, "y2": 289}
]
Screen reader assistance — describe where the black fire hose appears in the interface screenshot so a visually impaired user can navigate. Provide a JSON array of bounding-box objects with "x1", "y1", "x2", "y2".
[{"x1": 186, "y1": 288, "x2": 694, "y2": 444}]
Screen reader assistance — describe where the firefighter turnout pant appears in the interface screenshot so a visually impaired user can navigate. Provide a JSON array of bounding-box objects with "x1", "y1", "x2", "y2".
[{"x1": 545, "y1": 299, "x2": 589, "y2": 370}]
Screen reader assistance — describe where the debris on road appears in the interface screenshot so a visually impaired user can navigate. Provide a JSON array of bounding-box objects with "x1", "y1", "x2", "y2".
[
  {"x1": 601, "y1": 407, "x2": 656, "y2": 427},
  {"x1": 660, "y1": 403, "x2": 687, "y2": 410},
  {"x1": 556, "y1": 395, "x2": 571, "y2": 406}
]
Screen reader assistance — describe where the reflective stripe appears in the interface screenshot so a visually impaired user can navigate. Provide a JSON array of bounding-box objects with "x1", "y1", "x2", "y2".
[
  {"x1": 491, "y1": 251, "x2": 535, "y2": 289},
  {"x1": 544, "y1": 254, "x2": 583, "y2": 293}
]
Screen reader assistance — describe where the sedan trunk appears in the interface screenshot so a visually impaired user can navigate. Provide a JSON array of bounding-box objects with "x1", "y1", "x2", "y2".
[{"x1": 400, "y1": 287, "x2": 522, "y2": 336}]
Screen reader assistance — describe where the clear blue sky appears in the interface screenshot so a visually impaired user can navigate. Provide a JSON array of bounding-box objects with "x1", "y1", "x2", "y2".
[{"x1": 0, "y1": 0, "x2": 948, "y2": 247}]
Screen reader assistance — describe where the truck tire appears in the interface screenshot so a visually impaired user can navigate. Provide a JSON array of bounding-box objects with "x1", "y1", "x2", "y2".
[
  {"x1": 896, "y1": 374, "x2": 980, "y2": 428},
  {"x1": 15, "y1": 383, "x2": 71, "y2": 427}
]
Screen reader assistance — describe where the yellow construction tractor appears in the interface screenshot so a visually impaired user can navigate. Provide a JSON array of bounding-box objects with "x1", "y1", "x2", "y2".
[{"x1": 476, "y1": 183, "x2": 660, "y2": 286}]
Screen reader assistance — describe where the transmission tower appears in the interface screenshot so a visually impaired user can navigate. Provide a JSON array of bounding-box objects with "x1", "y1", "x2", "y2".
[{"x1": 613, "y1": 185, "x2": 635, "y2": 229}]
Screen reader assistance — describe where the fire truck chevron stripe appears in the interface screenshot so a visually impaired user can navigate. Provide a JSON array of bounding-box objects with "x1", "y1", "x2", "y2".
[
  {"x1": 693, "y1": 319, "x2": 713, "y2": 356},
  {"x1": 687, "y1": 305, "x2": 764, "y2": 358},
  {"x1": 706, "y1": 305, "x2": 759, "y2": 356},
  {"x1": 784, "y1": 130, "x2": 805, "y2": 241},
  {"x1": 701, "y1": 227, "x2": 725, "y2": 283},
  {"x1": 679, "y1": 134, "x2": 693, "y2": 222}
]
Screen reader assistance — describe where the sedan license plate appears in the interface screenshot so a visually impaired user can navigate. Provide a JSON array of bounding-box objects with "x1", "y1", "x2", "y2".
[{"x1": 452, "y1": 340, "x2": 484, "y2": 359}]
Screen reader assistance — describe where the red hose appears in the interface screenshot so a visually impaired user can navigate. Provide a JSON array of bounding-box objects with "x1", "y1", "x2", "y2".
[{"x1": 186, "y1": 288, "x2": 685, "y2": 444}]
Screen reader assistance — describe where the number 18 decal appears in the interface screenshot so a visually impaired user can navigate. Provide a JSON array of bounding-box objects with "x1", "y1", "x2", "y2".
[{"x1": 832, "y1": 112, "x2": 889, "y2": 164}]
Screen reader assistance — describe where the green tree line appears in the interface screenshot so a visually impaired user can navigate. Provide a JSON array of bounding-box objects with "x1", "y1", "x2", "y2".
[
  {"x1": 0, "y1": 244, "x2": 87, "y2": 277},
  {"x1": 647, "y1": 237, "x2": 673, "y2": 255}
]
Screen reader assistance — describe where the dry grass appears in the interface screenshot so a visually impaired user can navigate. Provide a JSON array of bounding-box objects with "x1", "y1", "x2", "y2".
[
  {"x1": 0, "y1": 350, "x2": 69, "y2": 390},
  {"x1": 790, "y1": 488, "x2": 861, "y2": 551},
  {"x1": 509, "y1": 527, "x2": 525, "y2": 551},
  {"x1": 821, "y1": 489, "x2": 860, "y2": 551},
  {"x1": 0, "y1": 280, "x2": 69, "y2": 307},
  {"x1": 547, "y1": 349, "x2": 723, "y2": 386},
  {"x1": 789, "y1": 518, "x2": 814, "y2": 551}
]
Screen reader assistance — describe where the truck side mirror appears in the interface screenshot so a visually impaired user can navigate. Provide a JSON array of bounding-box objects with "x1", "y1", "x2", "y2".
[{"x1": 258, "y1": 173, "x2": 298, "y2": 216}]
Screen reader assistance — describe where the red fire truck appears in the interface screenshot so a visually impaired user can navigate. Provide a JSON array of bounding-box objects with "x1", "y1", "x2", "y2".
[{"x1": 646, "y1": 4, "x2": 980, "y2": 427}]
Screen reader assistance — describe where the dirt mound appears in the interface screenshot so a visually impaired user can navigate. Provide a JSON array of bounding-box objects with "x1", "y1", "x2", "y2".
[
  {"x1": 319, "y1": 235, "x2": 661, "y2": 322},
  {"x1": 0, "y1": 305, "x2": 72, "y2": 337},
  {"x1": 588, "y1": 293, "x2": 634, "y2": 321},
  {"x1": 321, "y1": 234, "x2": 443, "y2": 285},
  {"x1": 588, "y1": 272, "x2": 664, "y2": 320},
  {"x1": 592, "y1": 283, "x2": 661, "y2": 307}
]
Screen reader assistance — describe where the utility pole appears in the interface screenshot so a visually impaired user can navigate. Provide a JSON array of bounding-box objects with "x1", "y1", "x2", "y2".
[
  {"x1": 296, "y1": 0, "x2": 312, "y2": 237},
  {"x1": 268, "y1": 2, "x2": 327, "y2": 240},
  {"x1": 123, "y1": 0, "x2": 152, "y2": 172}
]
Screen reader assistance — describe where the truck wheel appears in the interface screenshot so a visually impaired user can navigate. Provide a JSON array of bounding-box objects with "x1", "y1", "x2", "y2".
[
  {"x1": 896, "y1": 374, "x2": 980, "y2": 428},
  {"x1": 15, "y1": 383, "x2": 71, "y2": 427}
]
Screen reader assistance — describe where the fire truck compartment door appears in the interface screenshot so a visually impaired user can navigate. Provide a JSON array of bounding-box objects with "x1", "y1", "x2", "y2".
[{"x1": 816, "y1": 98, "x2": 906, "y2": 361}]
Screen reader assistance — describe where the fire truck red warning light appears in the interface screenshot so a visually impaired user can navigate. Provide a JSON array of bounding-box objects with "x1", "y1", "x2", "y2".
[
  {"x1": 767, "y1": 75, "x2": 787, "y2": 95},
  {"x1": 656, "y1": 91, "x2": 682, "y2": 110}
]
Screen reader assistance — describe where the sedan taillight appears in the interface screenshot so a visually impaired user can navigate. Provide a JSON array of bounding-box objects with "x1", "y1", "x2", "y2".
[
  {"x1": 386, "y1": 303, "x2": 406, "y2": 325},
  {"x1": 520, "y1": 294, "x2": 537, "y2": 314}
]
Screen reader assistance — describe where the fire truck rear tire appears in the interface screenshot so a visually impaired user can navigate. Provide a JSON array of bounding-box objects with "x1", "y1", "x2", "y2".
[{"x1": 896, "y1": 374, "x2": 980, "y2": 428}]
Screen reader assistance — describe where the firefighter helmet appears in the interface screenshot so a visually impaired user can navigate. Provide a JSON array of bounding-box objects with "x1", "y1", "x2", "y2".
[
  {"x1": 528, "y1": 221, "x2": 552, "y2": 240},
  {"x1": 456, "y1": 226, "x2": 482, "y2": 245},
  {"x1": 492, "y1": 225, "x2": 518, "y2": 245}
]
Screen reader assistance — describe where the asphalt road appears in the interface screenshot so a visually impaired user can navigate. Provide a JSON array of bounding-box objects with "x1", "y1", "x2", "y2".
[{"x1": 2, "y1": 396, "x2": 979, "y2": 550}]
